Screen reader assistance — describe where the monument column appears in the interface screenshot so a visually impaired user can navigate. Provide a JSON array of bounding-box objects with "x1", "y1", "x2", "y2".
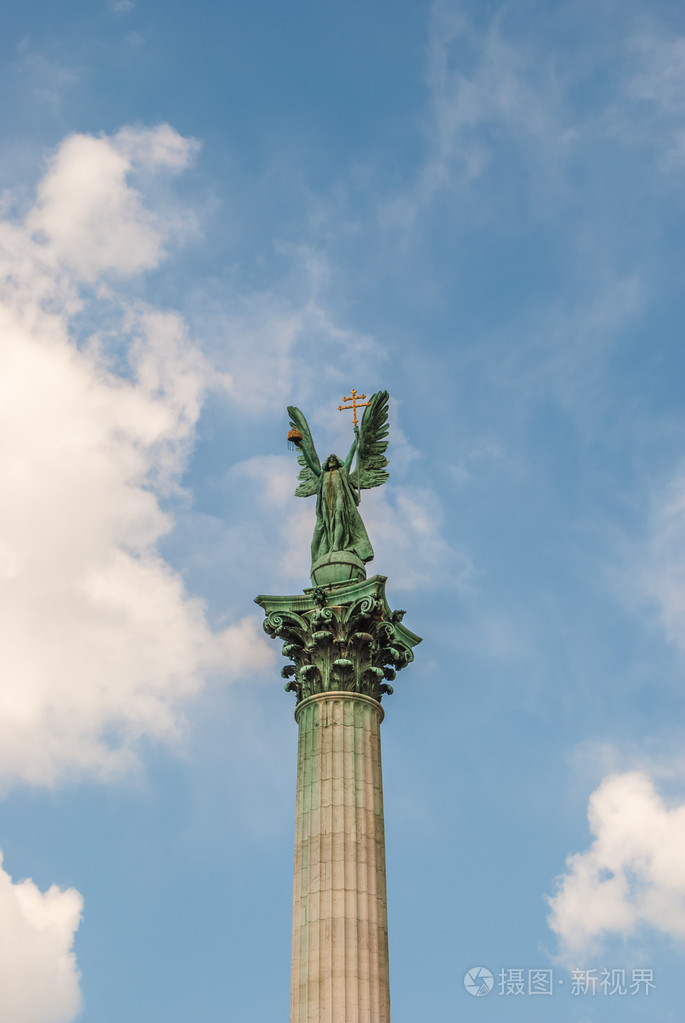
[
  {"x1": 255, "y1": 389, "x2": 421, "y2": 1023},
  {"x1": 256, "y1": 575, "x2": 420, "y2": 1023},
  {"x1": 292, "y1": 691, "x2": 389, "y2": 1023}
]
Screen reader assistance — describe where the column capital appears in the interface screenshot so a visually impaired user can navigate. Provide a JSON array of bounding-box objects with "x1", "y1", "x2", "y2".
[{"x1": 255, "y1": 575, "x2": 421, "y2": 705}]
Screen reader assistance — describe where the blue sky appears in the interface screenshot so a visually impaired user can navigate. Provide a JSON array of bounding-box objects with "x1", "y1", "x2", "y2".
[{"x1": 1, "y1": 1, "x2": 685, "y2": 1021}]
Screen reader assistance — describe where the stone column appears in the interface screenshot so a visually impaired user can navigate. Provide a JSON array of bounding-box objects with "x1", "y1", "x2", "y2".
[
  {"x1": 254, "y1": 575, "x2": 421, "y2": 1023},
  {"x1": 291, "y1": 691, "x2": 390, "y2": 1023}
]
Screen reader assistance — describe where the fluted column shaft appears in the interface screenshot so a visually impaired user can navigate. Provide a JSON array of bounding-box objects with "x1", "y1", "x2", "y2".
[{"x1": 291, "y1": 692, "x2": 390, "y2": 1023}]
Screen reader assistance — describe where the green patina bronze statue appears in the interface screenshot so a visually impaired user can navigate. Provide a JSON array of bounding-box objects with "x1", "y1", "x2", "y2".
[
  {"x1": 256, "y1": 387, "x2": 420, "y2": 706},
  {"x1": 287, "y1": 389, "x2": 389, "y2": 586}
]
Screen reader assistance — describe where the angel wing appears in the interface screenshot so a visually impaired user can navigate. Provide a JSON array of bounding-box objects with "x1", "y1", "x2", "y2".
[
  {"x1": 349, "y1": 390, "x2": 390, "y2": 490},
  {"x1": 287, "y1": 405, "x2": 321, "y2": 497}
]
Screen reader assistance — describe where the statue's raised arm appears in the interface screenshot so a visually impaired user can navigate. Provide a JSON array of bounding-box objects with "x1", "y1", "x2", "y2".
[
  {"x1": 348, "y1": 390, "x2": 390, "y2": 492},
  {"x1": 288, "y1": 390, "x2": 391, "y2": 586}
]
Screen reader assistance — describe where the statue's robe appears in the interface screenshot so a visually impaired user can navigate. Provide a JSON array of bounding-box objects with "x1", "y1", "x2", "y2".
[{"x1": 311, "y1": 465, "x2": 374, "y2": 564}]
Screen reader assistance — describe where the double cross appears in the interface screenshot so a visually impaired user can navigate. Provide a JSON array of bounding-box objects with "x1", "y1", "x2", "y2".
[{"x1": 338, "y1": 389, "x2": 370, "y2": 428}]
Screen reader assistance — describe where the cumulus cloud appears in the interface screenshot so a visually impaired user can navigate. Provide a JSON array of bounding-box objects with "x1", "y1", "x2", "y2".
[
  {"x1": 114, "y1": 123, "x2": 197, "y2": 170},
  {"x1": 25, "y1": 125, "x2": 197, "y2": 282},
  {"x1": 0, "y1": 853, "x2": 82, "y2": 1023},
  {"x1": 0, "y1": 126, "x2": 273, "y2": 789},
  {"x1": 547, "y1": 770, "x2": 685, "y2": 961}
]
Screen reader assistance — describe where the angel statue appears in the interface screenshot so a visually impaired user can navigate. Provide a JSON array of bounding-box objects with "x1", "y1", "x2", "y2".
[{"x1": 287, "y1": 390, "x2": 390, "y2": 583}]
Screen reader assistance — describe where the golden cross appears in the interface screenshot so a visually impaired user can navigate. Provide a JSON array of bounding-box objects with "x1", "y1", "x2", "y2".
[{"x1": 338, "y1": 388, "x2": 370, "y2": 427}]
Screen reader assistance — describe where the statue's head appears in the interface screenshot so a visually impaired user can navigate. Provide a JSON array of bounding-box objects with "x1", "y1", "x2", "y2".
[{"x1": 323, "y1": 454, "x2": 342, "y2": 470}]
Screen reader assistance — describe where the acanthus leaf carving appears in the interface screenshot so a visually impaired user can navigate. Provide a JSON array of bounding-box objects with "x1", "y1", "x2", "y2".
[{"x1": 256, "y1": 578, "x2": 421, "y2": 704}]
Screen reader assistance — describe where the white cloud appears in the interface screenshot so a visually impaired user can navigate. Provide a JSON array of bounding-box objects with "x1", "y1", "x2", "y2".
[
  {"x1": 201, "y1": 264, "x2": 384, "y2": 416},
  {"x1": 384, "y1": 3, "x2": 570, "y2": 226},
  {"x1": 387, "y1": 7, "x2": 685, "y2": 233},
  {"x1": 24, "y1": 125, "x2": 197, "y2": 283},
  {"x1": 547, "y1": 770, "x2": 685, "y2": 962},
  {"x1": 0, "y1": 853, "x2": 82, "y2": 1023},
  {"x1": 0, "y1": 126, "x2": 273, "y2": 789},
  {"x1": 114, "y1": 123, "x2": 198, "y2": 170},
  {"x1": 362, "y1": 485, "x2": 475, "y2": 591},
  {"x1": 227, "y1": 454, "x2": 317, "y2": 590}
]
